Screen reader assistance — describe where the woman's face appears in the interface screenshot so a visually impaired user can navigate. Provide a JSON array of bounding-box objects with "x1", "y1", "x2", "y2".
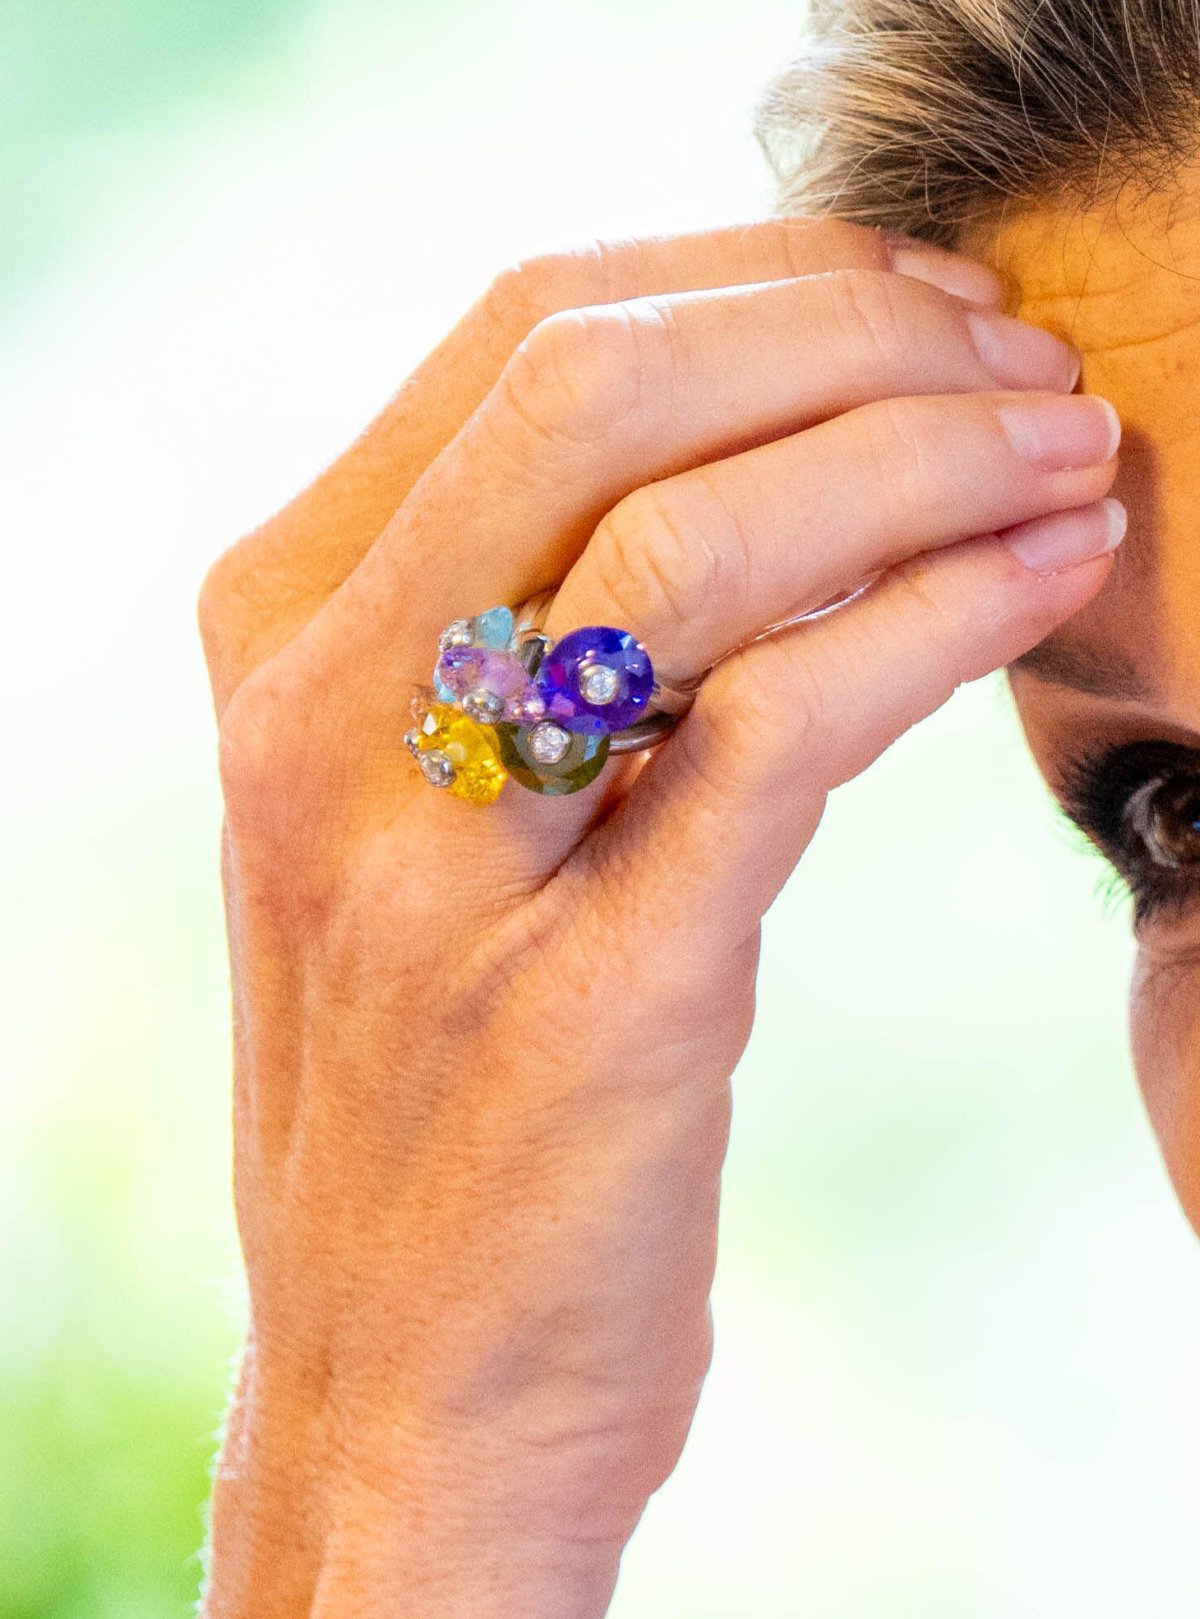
[{"x1": 969, "y1": 195, "x2": 1200, "y2": 1231}]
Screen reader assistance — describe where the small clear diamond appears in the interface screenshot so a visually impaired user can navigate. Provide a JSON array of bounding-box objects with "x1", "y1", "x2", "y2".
[
  {"x1": 527, "y1": 720, "x2": 572, "y2": 765},
  {"x1": 578, "y1": 662, "x2": 620, "y2": 705},
  {"x1": 418, "y1": 749, "x2": 456, "y2": 788},
  {"x1": 438, "y1": 619, "x2": 474, "y2": 652},
  {"x1": 402, "y1": 727, "x2": 422, "y2": 756},
  {"x1": 463, "y1": 688, "x2": 504, "y2": 724}
]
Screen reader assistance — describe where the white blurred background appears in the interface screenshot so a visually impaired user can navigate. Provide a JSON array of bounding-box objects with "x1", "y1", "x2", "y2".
[{"x1": 4, "y1": 1, "x2": 1199, "y2": 1613}]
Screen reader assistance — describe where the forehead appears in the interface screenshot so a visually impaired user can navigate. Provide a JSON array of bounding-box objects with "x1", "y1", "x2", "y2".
[{"x1": 971, "y1": 197, "x2": 1200, "y2": 721}]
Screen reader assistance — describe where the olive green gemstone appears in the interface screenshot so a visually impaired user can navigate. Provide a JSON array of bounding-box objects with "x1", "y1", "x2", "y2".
[{"x1": 497, "y1": 723, "x2": 610, "y2": 795}]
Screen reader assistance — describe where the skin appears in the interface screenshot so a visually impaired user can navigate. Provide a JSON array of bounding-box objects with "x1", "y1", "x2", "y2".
[
  {"x1": 198, "y1": 218, "x2": 1126, "y2": 1617},
  {"x1": 975, "y1": 192, "x2": 1200, "y2": 1231}
]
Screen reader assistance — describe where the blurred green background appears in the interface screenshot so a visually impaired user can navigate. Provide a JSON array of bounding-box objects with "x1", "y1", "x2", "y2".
[{"x1": 4, "y1": 1, "x2": 1200, "y2": 1614}]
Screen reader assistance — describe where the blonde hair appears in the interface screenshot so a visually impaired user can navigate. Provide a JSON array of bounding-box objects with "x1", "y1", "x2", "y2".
[{"x1": 757, "y1": 0, "x2": 1200, "y2": 245}]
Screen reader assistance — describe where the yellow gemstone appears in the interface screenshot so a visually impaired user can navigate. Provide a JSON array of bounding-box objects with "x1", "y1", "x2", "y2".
[{"x1": 415, "y1": 703, "x2": 507, "y2": 806}]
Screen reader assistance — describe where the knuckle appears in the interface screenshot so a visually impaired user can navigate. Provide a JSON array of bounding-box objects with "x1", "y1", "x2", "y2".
[
  {"x1": 198, "y1": 528, "x2": 303, "y2": 705},
  {"x1": 686, "y1": 647, "x2": 829, "y2": 796},
  {"x1": 483, "y1": 239, "x2": 613, "y2": 329},
  {"x1": 197, "y1": 543, "x2": 249, "y2": 655},
  {"x1": 739, "y1": 647, "x2": 827, "y2": 761},
  {"x1": 197, "y1": 539, "x2": 267, "y2": 689},
  {"x1": 861, "y1": 394, "x2": 938, "y2": 511},
  {"x1": 890, "y1": 553, "x2": 970, "y2": 649},
  {"x1": 502, "y1": 305, "x2": 646, "y2": 448},
  {"x1": 197, "y1": 549, "x2": 234, "y2": 659},
  {"x1": 827, "y1": 268, "x2": 910, "y2": 364},
  {"x1": 216, "y1": 671, "x2": 291, "y2": 825},
  {"x1": 483, "y1": 259, "x2": 559, "y2": 329},
  {"x1": 687, "y1": 468, "x2": 755, "y2": 606},
  {"x1": 216, "y1": 664, "x2": 331, "y2": 863},
  {"x1": 595, "y1": 478, "x2": 720, "y2": 632}
]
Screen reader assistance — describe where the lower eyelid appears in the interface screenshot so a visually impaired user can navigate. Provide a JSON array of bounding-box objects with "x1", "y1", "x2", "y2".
[
  {"x1": 1054, "y1": 809, "x2": 1196, "y2": 929},
  {"x1": 1125, "y1": 859, "x2": 1200, "y2": 929}
]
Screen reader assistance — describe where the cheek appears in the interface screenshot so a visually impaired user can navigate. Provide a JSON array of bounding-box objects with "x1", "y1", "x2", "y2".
[{"x1": 1130, "y1": 949, "x2": 1200, "y2": 1235}]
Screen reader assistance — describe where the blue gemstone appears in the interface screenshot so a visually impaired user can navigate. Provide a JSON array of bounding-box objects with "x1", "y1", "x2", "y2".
[
  {"x1": 436, "y1": 607, "x2": 515, "y2": 696},
  {"x1": 535, "y1": 625, "x2": 654, "y2": 735},
  {"x1": 474, "y1": 606, "x2": 515, "y2": 649}
]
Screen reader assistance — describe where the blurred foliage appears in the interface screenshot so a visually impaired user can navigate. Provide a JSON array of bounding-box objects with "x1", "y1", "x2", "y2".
[
  {"x1": 3, "y1": 1347, "x2": 217, "y2": 1619},
  {"x1": 0, "y1": 785, "x2": 238, "y2": 1619}
]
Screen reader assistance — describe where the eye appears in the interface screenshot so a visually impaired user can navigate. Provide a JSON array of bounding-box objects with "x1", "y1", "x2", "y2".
[
  {"x1": 1058, "y1": 740, "x2": 1200, "y2": 923},
  {"x1": 1125, "y1": 772, "x2": 1200, "y2": 870}
]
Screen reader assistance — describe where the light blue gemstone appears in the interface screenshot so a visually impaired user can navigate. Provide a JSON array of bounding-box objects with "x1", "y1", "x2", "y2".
[
  {"x1": 474, "y1": 606, "x2": 514, "y2": 649},
  {"x1": 434, "y1": 607, "x2": 513, "y2": 698}
]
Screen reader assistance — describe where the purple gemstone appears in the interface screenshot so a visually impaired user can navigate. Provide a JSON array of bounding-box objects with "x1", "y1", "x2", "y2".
[
  {"x1": 434, "y1": 644, "x2": 542, "y2": 721},
  {"x1": 534, "y1": 625, "x2": 654, "y2": 735},
  {"x1": 507, "y1": 689, "x2": 547, "y2": 726},
  {"x1": 434, "y1": 644, "x2": 482, "y2": 696}
]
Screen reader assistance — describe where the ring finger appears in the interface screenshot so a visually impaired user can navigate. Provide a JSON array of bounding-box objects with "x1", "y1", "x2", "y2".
[
  {"x1": 393, "y1": 387, "x2": 1119, "y2": 876},
  {"x1": 546, "y1": 386, "x2": 1121, "y2": 685}
]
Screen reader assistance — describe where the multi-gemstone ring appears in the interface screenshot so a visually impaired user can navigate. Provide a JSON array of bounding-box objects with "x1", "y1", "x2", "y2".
[{"x1": 403, "y1": 593, "x2": 698, "y2": 805}]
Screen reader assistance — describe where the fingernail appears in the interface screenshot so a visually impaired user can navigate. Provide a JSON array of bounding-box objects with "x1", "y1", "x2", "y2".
[
  {"x1": 1005, "y1": 497, "x2": 1127, "y2": 574},
  {"x1": 886, "y1": 235, "x2": 1005, "y2": 307},
  {"x1": 966, "y1": 308, "x2": 1081, "y2": 391},
  {"x1": 997, "y1": 393, "x2": 1121, "y2": 469}
]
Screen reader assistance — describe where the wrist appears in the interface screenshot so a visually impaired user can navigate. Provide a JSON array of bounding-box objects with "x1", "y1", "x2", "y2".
[{"x1": 201, "y1": 1342, "x2": 625, "y2": 1619}]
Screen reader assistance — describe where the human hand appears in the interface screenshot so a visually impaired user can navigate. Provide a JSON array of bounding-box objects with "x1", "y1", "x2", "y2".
[{"x1": 198, "y1": 219, "x2": 1120, "y2": 1617}]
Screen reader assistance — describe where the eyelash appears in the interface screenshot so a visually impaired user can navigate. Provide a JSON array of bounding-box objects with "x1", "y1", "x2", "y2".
[{"x1": 1058, "y1": 740, "x2": 1200, "y2": 926}]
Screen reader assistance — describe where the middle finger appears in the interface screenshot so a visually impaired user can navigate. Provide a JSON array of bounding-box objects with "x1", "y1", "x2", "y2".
[{"x1": 338, "y1": 267, "x2": 1078, "y2": 673}]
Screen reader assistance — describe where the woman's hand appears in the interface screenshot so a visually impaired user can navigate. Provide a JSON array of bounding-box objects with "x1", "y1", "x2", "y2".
[{"x1": 198, "y1": 219, "x2": 1119, "y2": 1618}]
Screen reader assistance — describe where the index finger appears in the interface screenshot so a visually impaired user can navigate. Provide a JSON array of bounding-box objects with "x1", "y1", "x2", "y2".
[{"x1": 202, "y1": 220, "x2": 1002, "y2": 705}]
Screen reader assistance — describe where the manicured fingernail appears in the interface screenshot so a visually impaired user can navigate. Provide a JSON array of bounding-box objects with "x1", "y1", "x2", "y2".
[
  {"x1": 1005, "y1": 497, "x2": 1127, "y2": 574},
  {"x1": 886, "y1": 235, "x2": 1004, "y2": 306},
  {"x1": 966, "y1": 308, "x2": 1081, "y2": 391},
  {"x1": 997, "y1": 393, "x2": 1121, "y2": 469}
]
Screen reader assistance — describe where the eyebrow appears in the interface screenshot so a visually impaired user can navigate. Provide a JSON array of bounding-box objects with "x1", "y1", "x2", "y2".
[{"x1": 1007, "y1": 638, "x2": 1155, "y2": 703}]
